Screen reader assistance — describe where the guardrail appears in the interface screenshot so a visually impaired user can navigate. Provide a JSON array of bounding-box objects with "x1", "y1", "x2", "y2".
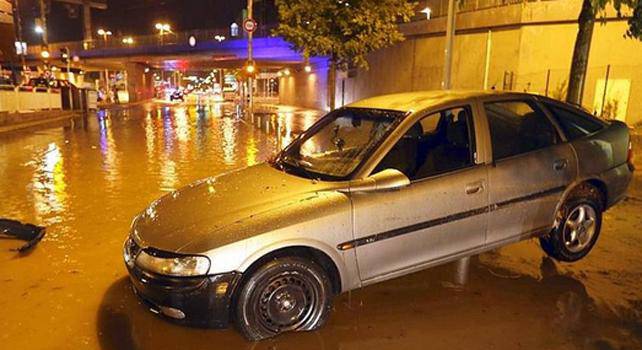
[{"x1": 0, "y1": 87, "x2": 62, "y2": 113}]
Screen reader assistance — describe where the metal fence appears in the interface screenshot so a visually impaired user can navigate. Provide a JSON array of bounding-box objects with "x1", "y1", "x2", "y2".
[{"x1": 497, "y1": 64, "x2": 641, "y2": 125}]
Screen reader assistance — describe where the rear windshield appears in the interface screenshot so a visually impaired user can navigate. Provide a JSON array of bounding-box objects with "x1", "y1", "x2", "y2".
[{"x1": 543, "y1": 102, "x2": 605, "y2": 140}]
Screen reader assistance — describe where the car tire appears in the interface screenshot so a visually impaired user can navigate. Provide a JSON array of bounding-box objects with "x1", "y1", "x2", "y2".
[
  {"x1": 539, "y1": 183, "x2": 603, "y2": 262},
  {"x1": 234, "y1": 256, "x2": 333, "y2": 341}
]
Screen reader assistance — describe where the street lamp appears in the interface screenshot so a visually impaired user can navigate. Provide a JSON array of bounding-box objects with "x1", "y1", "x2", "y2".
[
  {"x1": 420, "y1": 7, "x2": 432, "y2": 20},
  {"x1": 97, "y1": 28, "x2": 112, "y2": 42},
  {"x1": 245, "y1": 62, "x2": 256, "y2": 74},
  {"x1": 34, "y1": 25, "x2": 44, "y2": 34},
  {"x1": 155, "y1": 23, "x2": 171, "y2": 45},
  {"x1": 155, "y1": 22, "x2": 171, "y2": 45},
  {"x1": 40, "y1": 50, "x2": 50, "y2": 59},
  {"x1": 155, "y1": 22, "x2": 171, "y2": 32},
  {"x1": 283, "y1": 68, "x2": 291, "y2": 76},
  {"x1": 304, "y1": 65, "x2": 312, "y2": 73}
]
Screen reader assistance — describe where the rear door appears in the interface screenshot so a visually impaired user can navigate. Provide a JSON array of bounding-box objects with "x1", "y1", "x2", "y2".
[{"x1": 483, "y1": 97, "x2": 577, "y2": 245}]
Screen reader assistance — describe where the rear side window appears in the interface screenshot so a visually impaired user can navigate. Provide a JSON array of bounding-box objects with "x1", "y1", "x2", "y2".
[
  {"x1": 484, "y1": 100, "x2": 559, "y2": 160},
  {"x1": 544, "y1": 103, "x2": 604, "y2": 140}
]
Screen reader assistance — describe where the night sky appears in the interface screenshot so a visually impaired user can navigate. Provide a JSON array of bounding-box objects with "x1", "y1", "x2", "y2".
[{"x1": 17, "y1": 0, "x2": 277, "y2": 44}]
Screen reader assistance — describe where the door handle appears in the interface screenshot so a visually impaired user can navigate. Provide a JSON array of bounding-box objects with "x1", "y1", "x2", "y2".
[
  {"x1": 465, "y1": 181, "x2": 484, "y2": 195},
  {"x1": 553, "y1": 159, "x2": 568, "y2": 171}
]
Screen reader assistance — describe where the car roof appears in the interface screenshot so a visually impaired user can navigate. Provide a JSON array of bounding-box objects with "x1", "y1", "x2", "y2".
[{"x1": 346, "y1": 90, "x2": 532, "y2": 112}]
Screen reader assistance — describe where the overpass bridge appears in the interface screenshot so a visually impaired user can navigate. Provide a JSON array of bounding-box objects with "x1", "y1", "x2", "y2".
[
  {"x1": 22, "y1": 26, "x2": 327, "y2": 104},
  {"x1": 26, "y1": 27, "x2": 309, "y2": 72}
]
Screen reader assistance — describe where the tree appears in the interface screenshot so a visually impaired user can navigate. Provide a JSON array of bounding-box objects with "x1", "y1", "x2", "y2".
[
  {"x1": 273, "y1": 0, "x2": 416, "y2": 110},
  {"x1": 567, "y1": 0, "x2": 641, "y2": 105}
]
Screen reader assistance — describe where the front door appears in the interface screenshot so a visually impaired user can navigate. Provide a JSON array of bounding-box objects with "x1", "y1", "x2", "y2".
[{"x1": 348, "y1": 106, "x2": 489, "y2": 283}]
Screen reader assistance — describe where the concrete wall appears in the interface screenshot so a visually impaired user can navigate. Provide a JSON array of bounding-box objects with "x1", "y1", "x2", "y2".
[
  {"x1": 279, "y1": 61, "x2": 328, "y2": 110},
  {"x1": 280, "y1": 0, "x2": 642, "y2": 125},
  {"x1": 0, "y1": 0, "x2": 15, "y2": 63},
  {"x1": 0, "y1": 89, "x2": 62, "y2": 112}
]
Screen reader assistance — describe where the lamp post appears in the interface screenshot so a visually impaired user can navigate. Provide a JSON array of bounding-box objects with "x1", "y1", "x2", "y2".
[
  {"x1": 37, "y1": 0, "x2": 48, "y2": 45},
  {"x1": 155, "y1": 23, "x2": 171, "y2": 84},
  {"x1": 155, "y1": 22, "x2": 171, "y2": 45},
  {"x1": 97, "y1": 28, "x2": 112, "y2": 44},
  {"x1": 247, "y1": 0, "x2": 254, "y2": 115},
  {"x1": 442, "y1": 0, "x2": 455, "y2": 90}
]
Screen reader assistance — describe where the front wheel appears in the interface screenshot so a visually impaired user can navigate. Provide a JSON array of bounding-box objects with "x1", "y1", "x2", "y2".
[
  {"x1": 234, "y1": 256, "x2": 333, "y2": 341},
  {"x1": 540, "y1": 184, "x2": 603, "y2": 262}
]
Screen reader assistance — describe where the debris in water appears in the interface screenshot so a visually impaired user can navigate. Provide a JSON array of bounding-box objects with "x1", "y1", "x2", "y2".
[{"x1": 0, "y1": 219, "x2": 46, "y2": 252}]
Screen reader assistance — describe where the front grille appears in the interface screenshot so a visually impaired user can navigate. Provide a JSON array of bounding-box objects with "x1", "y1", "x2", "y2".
[{"x1": 124, "y1": 237, "x2": 141, "y2": 267}]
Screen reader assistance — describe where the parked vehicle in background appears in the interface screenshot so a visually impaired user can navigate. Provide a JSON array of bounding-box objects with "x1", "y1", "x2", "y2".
[
  {"x1": 124, "y1": 91, "x2": 634, "y2": 341},
  {"x1": 26, "y1": 77, "x2": 75, "y2": 88},
  {"x1": 169, "y1": 89, "x2": 185, "y2": 102}
]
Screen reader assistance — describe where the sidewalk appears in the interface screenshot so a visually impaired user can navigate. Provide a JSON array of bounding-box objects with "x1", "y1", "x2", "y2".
[{"x1": 0, "y1": 110, "x2": 83, "y2": 135}]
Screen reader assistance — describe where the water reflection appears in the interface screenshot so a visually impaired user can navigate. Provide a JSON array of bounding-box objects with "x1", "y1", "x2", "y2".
[
  {"x1": 95, "y1": 256, "x2": 642, "y2": 350},
  {"x1": 30, "y1": 142, "x2": 68, "y2": 226},
  {"x1": 3, "y1": 101, "x2": 640, "y2": 349},
  {"x1": 221, "y1": 117, "x2": 237, "y2": 166},
  {"x1": 98, "y1": 110, "x2": 120, "y2": 188}
]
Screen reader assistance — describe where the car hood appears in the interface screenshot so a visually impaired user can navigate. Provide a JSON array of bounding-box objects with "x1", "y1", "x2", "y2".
[{"x1": 131, "y1": 163, "x2": 345, "y2": 253}]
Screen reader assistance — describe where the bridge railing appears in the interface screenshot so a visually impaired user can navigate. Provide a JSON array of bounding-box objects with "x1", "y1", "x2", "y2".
[{"x1": 28, "y1": 25, "x2": 276, "y2": 58}]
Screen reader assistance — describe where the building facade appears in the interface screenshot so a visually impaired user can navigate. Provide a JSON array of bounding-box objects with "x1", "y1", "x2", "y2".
[
  {"x1": 279, "y1": 0, "x2": 642, "y2": 126},
  {"x1": 0, "y1": 0, "x2": 16, "y2": 64}
]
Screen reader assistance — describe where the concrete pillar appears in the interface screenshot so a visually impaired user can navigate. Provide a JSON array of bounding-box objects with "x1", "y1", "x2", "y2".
[{"x1": 125, "y1": 63, "x2": 152, "y2": 102}]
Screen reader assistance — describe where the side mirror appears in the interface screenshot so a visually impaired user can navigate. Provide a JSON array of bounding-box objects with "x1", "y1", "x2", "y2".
[{"x1": 347, "y1": 169, "x2": 410, "y2": 193}]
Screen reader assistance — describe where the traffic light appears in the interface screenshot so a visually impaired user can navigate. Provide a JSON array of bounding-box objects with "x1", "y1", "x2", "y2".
[
  {"x1": 243, "y1": 60, "x2": 257, "y2": 78},
  {"x1": 60, "y1": 47, "x2": 70, "y2": 63}
]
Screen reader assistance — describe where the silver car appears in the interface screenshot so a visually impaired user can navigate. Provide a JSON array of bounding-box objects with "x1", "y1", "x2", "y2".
[{"x1": 123, "y1": 91, "x2": 634, "y2": 340}]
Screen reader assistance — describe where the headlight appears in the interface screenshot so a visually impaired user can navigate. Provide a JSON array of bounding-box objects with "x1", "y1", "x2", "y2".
[
  {"x1": 135, "y1": 250, "x2": 211, "y2": 277},
  {"x1": 123, "y1": 237, "x2": 140, "y2": 268}
]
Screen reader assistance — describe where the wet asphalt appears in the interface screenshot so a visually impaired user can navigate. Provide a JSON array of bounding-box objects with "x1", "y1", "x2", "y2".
[{"x1": 1, "y1": 101, "x2": 641, "y2": 350}]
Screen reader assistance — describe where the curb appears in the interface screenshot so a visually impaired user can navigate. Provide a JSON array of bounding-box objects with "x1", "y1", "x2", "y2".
[{"x1": 0, "y1": 111, "x2": 83, "y2": 135}]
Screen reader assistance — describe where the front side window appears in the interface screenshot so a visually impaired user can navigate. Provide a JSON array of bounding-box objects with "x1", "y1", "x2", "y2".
[
  {"x1": 544, "y1": 102, "x2": 605, "y2": 140},
  {"x1": 273, "y1": 108, "x2": 403, "y2": 181},
  {"x1": 374, "y1": 106, "x2": 476, "y2": 180},
  {"x1": 485, "y1": 100, "x2": 559, "y2": 160}
]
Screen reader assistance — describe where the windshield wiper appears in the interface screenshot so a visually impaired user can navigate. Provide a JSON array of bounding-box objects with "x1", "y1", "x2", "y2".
[{"x1": 281, "y1": 154, "x2": 320, "y2": 181}]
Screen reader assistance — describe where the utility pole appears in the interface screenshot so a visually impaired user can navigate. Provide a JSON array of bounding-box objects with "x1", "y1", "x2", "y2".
[
  {"x1": 82, "y1": 1, "x2": 92, "y2": 48},
  {"x1": 12, "y1": 0, "x2": 27, "y2": 78},
  {"x1": 38, "y1": 0, "x2": 48, "y2": 45},
  {"x1": 442, "y1": 0, "x2": 455, "y2": 90},
  {"x1": 247, "y1": 0, "x2": 254, "y2": 116}
]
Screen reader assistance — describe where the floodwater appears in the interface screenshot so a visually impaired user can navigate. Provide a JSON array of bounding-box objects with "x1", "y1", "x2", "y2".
[{"x1": 1, "y1": 102, "x2": 641, "y2": 350}]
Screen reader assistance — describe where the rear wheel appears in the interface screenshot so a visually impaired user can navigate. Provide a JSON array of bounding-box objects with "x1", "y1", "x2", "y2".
[
  {"x1": 234, "y1": 256, "x2": 333, "y2": 341},
  {"x1": 540, "y1": 183, "x2": 603, "y2": 262}
]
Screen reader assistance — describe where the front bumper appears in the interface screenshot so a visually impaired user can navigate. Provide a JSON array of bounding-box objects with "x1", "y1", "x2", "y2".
[{"x1": 127, "y1": 264, "x2": 242, "y2": 328}]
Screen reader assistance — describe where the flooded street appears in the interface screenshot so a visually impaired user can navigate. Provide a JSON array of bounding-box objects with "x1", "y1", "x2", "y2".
[{"x1": 1, "y1": 102, "x2": 641, "y2": 350}]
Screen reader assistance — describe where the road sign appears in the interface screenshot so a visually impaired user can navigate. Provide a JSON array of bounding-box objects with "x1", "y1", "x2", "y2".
[{"x1": 243, "y1": 18, "x2": 257, "y2": 33}]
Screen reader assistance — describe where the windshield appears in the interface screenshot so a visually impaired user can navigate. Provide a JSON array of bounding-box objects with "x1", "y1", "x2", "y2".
[{"x1": 273, "y1": 108, "x2": 404, "y2": 181}]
